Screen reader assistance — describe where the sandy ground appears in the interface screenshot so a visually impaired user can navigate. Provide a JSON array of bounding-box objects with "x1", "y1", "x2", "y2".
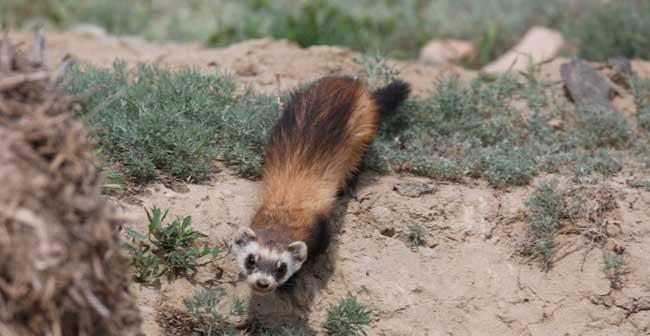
[{"x1": 13, "y1": 30, "x2": 650, "y2": 335}]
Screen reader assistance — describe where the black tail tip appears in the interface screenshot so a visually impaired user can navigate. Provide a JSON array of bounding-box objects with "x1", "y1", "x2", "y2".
[{"x1": 373, "y1": 80, "x2": 411, "y2": 115}]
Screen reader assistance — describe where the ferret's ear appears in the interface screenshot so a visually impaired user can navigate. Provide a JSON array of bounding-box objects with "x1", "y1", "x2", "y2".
[
  {"x1": 235, "y1": 227, "x2": 256, "y2": 246},
  {"x1": 287, "y1": 241, "x2": 307, "y2": 263}
]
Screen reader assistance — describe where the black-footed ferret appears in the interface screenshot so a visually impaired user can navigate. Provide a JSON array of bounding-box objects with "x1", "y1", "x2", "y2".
[{"x1": 234, "y1": 76, "x2": 410, "y2": 294}]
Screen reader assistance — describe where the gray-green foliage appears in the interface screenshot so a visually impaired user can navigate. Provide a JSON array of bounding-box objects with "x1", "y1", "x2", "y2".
[
  {"x1": 66, "y1": 61, "x2": 277, "y2": 182},
  {"x1": 369, "y1": 74, "x2": 539, "y2": 187},
  {"x1": 629, "y1": 77, "x2": 650, "y2": 133},
  {"x1": 407, "y1": 223, "x2": 426, "y2": 247},
  {"x1": 65, "y1": 56, "x2": 640, "y2": 187},
  {"x1": 183, "y1": 288, "x2": 246, "y2": 336},
  {"x1": 354, "y1": 53, "x2": 401, "y2": 89},
  {"x1": 572, "y1": 150, "x2": 622, "y2": 183},
  {"x1": 322, "y1": 296, "x2": 372, "y2": 336},
  {"x1": 575, "y1": 105, "x2": 631, "y2": 148},
  {"x1": 604, "y1": 253, "x2": 625, "y2": 289},
  {"x1": 567, "y1": 1, "x2": 650, "y2": 62},
  {"x1": 524, "y1": 182, "x2": 564, "y2": 271}
]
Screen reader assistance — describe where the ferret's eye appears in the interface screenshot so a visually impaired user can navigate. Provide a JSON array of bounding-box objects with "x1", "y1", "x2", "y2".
[
  {"x1": 245, "y1": 254, "x2": 256, "y2": 269},
  {"x1": 277, "y1": 262, "x2": 287, "y2": 277}
]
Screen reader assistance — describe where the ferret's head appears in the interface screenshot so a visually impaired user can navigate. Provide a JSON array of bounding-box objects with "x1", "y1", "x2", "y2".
[{"x1": 232, "y1": 227, "x2": 307, "y2": 294}]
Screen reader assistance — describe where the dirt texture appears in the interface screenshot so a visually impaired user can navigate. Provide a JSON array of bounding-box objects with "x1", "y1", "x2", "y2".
[
  {"x1": 11, "y1": 30, "x2": 650, "y2": 336},
  {"x1": 0, "y1": 33, "x2": 141, "y2": 335}
]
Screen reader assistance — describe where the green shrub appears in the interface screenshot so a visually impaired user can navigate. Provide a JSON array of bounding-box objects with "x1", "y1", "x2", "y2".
[
  {"x1": 66, "y1": 61, "x2": 277, "y2": 182},
  {"x1": 124, "y1": 207, "x2": 222, "y2": 282},
  {"x1": 568, "y1": 1, "x2": 650, "y2": 61}
]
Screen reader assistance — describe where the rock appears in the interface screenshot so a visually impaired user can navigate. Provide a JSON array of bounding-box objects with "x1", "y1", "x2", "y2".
[
  {"x1": 548, "y1": 117, "x2": 563, "y2": 130},
  {"x1": 608, "y1": 57, "x2": 634, "y2": 78},
  {"x1": 70, "y1": 24, "x2": 108, "y2": 39},
  {"x1": 393, "y1": 182, "x2": 436, "y2": 198},
  {"x1": 608, "y1": 57, "x2": 635, "y2": 87},
  {"x1": 561, "y1": 58, "x2": 617, "y2": 110},
  {"x1": 483, "y1": 26, "x2": 564, "y2": 73},
  {"x1": 369, "y1": 206, "x2": 395, "y2": 236},
  {"x1": 419, "y1": 39, "x2": 474, "y2": 65}
]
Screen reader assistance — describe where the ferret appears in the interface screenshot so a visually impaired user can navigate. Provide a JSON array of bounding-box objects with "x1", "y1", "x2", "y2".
[{"x1": 233, "y1": 76, "x2": 410, "y2": 294}]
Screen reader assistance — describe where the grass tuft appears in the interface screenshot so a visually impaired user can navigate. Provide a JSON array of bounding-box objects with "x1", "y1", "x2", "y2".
[
  {"x1": 604, "y1": 252, "x2": 625, "y2": 290},
  {"x1": 355, "y1": 53, "x2": 401, "y2": 89},
  {"x1": 407, "y1": 224, "x2": 426, "y2": 248},
  {"x1": 524, "y1": 182, "x2": 564, "y2": 271},
  {"x1": 629, "y1": 77, "x2": 650, "y2": 133},
  {"x1": 575, "y1": 106, "x2": 631, "y2": 149},
  {"x1": 183, "y1": 288, "x2": 245, "y2": 336},
  {"x1": 322, "y1": 296, "x2": 372, "y2": 336}
]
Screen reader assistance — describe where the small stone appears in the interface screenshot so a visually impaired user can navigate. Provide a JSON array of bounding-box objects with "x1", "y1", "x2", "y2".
[
  {"x1": 483, "y1": 26, "x2": 564, "y2": 73},
  {"x1": 548, "y1": 118, "x2": 563, "y2": 130},
  {"x1": 393, "y1": 182, "x2": 436, "y2": 198},
  {"x1": 419, "y1": 39, "x2": 474, "y2": 65},
  {"x1": 71, "y1": 24, "x2": 108, "y2": 39},
  {"x1": 561, "y1": 57, "x2": 617, "y2": 110},
  {"x1": 369, "y1": 206, "x2": 395, "y2": 236}
]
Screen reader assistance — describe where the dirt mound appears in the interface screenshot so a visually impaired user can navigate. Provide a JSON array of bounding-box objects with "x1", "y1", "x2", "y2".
[
  {"x1": 10, "y1": 31, "x2": 475, "y2": 98},
  {"x1": 0, "y1": 32, "x2": 141, "y2": 335}
]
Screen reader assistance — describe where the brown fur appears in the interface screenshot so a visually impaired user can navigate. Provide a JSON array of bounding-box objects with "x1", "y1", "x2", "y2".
[{"x1": 250, "y1": 76, "x2": 409, "y2": 256}]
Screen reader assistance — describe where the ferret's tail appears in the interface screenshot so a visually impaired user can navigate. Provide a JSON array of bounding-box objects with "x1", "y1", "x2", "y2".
[{"x1": 372, "y1": 80, "x2": 411, "y2": 117}]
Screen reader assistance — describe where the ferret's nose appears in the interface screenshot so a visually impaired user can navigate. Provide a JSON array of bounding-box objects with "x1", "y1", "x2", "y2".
[{"x1": 256, "y1": 279, "x2": 269, "y2": 289}]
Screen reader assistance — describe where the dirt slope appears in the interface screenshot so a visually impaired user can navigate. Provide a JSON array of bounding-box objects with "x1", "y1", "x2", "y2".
[{"x1": 15, "y1": 30, "x2": 650, "y2": 335}]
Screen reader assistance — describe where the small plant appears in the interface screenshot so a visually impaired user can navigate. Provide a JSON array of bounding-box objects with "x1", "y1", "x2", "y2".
[
  {"x1": 572, "y1": 150, "x2": 622, "y2": 183},
  {"x1": 322, "y1": 296, "x2": 372, "y2": 336},
  {"x1": 575, "y1": 106, "x2": 631, "y2": 149},
  {"x1": 124, "y1": 207, "x2": 221, "y2": 282},
  {"x1": 354, "y1": 53, "x2": 401, "y2": 89},
  {"x1": 604, "y1": 252, "x2": 625, "y2": 290},
  {"x1": 482, "y1": 146, "x2": 537, "y2": 187},
  {"x1": 407, "y1": 224, "x2": 426, "y2": 247},
  {"x1": 183, "y1": 288, "x2": 246, "y2": 336},
  {"x1": 524, "y1": 182, "x2": 564, "y2": 271},
  {"x1": 101, "y1": 165, "x2": 125, "y2": 189},
  {"x1": 125, "y1": 241, "x2": 164, "y2": 283},
  {"x1": 629, "y1": 77, "x2": 650, "y2": 133}
]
